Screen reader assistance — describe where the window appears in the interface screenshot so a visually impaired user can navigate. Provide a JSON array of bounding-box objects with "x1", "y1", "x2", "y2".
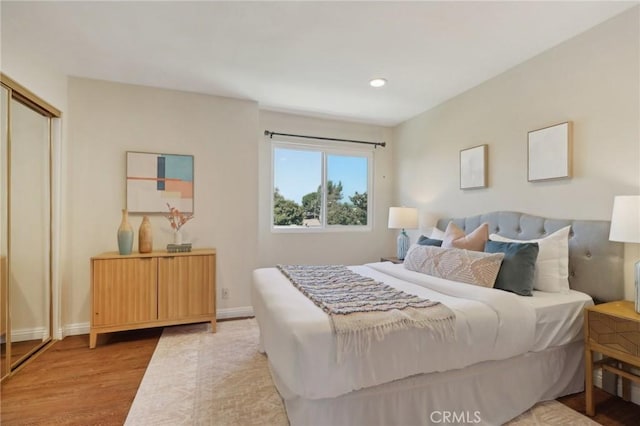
[{"x1": 272, "y1": 143, "x2": 372, "y2": 231}]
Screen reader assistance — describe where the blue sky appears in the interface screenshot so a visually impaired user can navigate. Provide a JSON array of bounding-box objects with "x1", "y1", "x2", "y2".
[{"x1": 274, "y1": 148, "x2": 368, "y2": 204}]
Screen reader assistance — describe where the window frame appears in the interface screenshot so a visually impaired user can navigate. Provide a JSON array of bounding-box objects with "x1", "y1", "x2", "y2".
[{"x1": 271, "y1": 141, "x2": 373, "y2": 233}]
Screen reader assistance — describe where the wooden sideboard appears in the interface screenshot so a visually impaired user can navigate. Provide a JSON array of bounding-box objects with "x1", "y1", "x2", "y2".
[{"x1": 90, "y1": 249, "x2": 216, "y2": 348}]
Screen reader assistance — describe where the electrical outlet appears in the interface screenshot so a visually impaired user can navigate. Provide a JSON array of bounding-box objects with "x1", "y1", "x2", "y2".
[{"x1": 221, "y1": 288, "x2": 229, "y2": 299}]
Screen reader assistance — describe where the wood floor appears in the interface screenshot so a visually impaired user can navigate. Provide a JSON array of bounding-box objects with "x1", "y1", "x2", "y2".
[
  {"x1": 558, "y1": 390, "x2": 640, "y2": 426},
  {"x1": 5, "y1": 339, "x2": 51, "y2": 367},
  {"x1": 2, "y1": 326, "x2": 640, "y2": 425},
  {"x1": 1, "y1": 328, "x2": 162, "y2": 425}
]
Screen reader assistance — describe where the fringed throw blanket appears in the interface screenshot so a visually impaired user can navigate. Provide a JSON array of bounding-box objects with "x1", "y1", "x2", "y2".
[{"x1": 277, "y1": 264, "x2": 455, "y2": 363}]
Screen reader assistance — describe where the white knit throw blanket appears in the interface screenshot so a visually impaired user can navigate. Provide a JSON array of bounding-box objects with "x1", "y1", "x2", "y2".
[{"x1": 277, "y1": 264, "x2": 456, "y2": 363}]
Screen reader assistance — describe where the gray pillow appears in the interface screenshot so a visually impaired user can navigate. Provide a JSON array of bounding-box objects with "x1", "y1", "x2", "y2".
[
  {"x1": 484, "y1": 241, "x2": 539, "y2": 296},
  {"x1": 417, "y1": 235, "x2": 443, "y2": 247}
]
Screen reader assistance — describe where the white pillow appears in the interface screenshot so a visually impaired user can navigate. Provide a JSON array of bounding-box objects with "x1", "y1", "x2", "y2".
[
  {"x1": 430, "y1": 227, "x2": 445, "y2": 240},
  {"x1": 489, "y1": 226, "x2": 571, "y2": 293}
]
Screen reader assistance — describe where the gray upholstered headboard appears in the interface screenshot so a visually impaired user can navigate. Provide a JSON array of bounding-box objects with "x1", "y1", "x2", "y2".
[{"x1": 435, "y1": 211, "x2": 624, "y2": 302}]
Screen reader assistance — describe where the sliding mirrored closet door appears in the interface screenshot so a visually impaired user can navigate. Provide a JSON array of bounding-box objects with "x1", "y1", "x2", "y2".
[
  {"x1": 0, "y1": 74, "x2": 59, "y2": 379},
  {"x1": 9, "y1": 96, "x2": 52, "y2": 368},
  {"x1": 0, "y1": 84, "x2": 8, "y2": 379}
]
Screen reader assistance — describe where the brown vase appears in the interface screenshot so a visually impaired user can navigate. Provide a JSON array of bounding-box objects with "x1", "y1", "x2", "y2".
[{"x1": 138, "y1": 216, "x2": 153, "y2": 254}]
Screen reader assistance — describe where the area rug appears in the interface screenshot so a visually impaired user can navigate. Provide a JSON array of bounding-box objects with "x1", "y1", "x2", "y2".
[
  {"x1": 126, "y1": 318, "x2": 597, "y2": 426},
  {"x1": 125, "y1": 319, "x2": 287, "y2": 426}
]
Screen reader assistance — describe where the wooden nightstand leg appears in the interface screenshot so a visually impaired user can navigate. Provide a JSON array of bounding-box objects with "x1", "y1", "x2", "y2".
[
  {"x1": 210, "y1": 318, "x2": 217, "y2": 333},
  {"x1": 585, "y1": 347, "x2": 594, "y2": 416},
  {"x1": 621, "y1": 362, "x2": 632, "y2": 401},
  {"x1": 89, "y1": 330, "x2": 97, "y2": 349}
]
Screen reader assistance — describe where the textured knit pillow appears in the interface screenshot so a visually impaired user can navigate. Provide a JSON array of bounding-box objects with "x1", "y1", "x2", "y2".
[
  {"x1": 404, "y1": 245, "x2": 504, "y2": 288},
  {"x1": 489, "y1": 226, "x2": 570, "y2": 293},
  {"x1": 484, "y1": 241, "x2": 539, "y2": 296},
  {"x1": 442, "y1": 222, "x2": 489, "y2": 252}
]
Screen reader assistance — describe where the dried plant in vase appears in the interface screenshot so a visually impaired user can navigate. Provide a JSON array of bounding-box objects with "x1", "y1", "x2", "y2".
[{"x1": 166, "y1": 203, "x2": 194, "y2": 245}]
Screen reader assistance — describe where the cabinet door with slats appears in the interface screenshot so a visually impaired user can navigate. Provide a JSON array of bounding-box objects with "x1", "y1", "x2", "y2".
[
  {"x1": 157, "y1": 254, "x2": 215, "y2": 320},
  {"x1": 92, "y1": 257, "x2": 158, "y2": 326}
]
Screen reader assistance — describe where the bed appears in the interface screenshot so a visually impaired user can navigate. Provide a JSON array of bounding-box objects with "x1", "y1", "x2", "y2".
[{"x1": 252, "y1": 211, "x2": 624, "y2": 425}]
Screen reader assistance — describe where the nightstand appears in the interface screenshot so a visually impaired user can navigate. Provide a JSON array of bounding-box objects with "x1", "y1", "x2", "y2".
[
  {"x1": 584, "y1": 300, "x2": 640, "y2": 416},
  {"x1": 380, "y1": 256, "x2": 403, "y2": 264}
]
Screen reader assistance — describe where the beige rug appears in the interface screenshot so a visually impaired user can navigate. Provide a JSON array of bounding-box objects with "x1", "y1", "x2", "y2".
[
  {"x1": 126, "y1": 318, "x2": 598, "y2": 426},
  {"x1": 125, "y1": 319, "x2": 287, "y2": 426}
]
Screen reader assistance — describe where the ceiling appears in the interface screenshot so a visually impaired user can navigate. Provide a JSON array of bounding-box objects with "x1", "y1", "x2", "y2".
[{"x1": 1, "y1": 1, "x2": 636, "y2": 126}]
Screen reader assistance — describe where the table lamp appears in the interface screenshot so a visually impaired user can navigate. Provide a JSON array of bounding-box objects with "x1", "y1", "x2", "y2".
[
  {"x1": 609, "y1": 195, "x2": 640, "y2": 313},
  {"x1": 388, "y1": 207, "x2": 418, "y2": 260}
]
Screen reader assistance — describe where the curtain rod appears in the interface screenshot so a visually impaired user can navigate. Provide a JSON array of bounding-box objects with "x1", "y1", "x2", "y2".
[{"x1": 264, "y1": 130, "x2": 386, "y2": 148}]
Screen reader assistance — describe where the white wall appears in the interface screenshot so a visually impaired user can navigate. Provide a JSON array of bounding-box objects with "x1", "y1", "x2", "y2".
[
  {"x1": 0, "y1": 56, "x2": 68, "y2": 115},
  {"x1": 393, "y1": 8, "x2": 640, "y2": 299},
  {"x1": 66, "y1": 78, "x2": 260, "y2": 327},
  {"x1": 258, "y1": 111, "x2": 395, "y2": 267}
]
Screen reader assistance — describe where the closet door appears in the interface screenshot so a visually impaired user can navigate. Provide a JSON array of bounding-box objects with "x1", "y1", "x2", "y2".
[
  {"x1": 9, "y1": 98, "x2": 51, "y2": 368},
  {"x1": 0, "y1": 85, "x2": 8, "y2": 380}
]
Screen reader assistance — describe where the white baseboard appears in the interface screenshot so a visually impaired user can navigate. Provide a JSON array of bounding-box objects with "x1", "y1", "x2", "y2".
[
  {"x1": 60, "y1": 322, "x2": 90, "y2": 338},
  {"x1": 594, "y1": 369, "x2": 640, "y2": 406},
  {"x1": 217, "y1": 306, "x2": 254, "y2": 319},
  {"x1": 58, "y1": 306, "x2": 254, "y2": 338},
  {"x1": 10, "y1": 327, "x2": 49, "y2": 342}
]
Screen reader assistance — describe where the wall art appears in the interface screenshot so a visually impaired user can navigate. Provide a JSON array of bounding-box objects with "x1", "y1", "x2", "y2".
[
  {"x1": 126, "y1": 151, "x2": 194, "y2": 213},
  {"x1": 528, "y1": 121, "x2": 572, "y2": 182}
]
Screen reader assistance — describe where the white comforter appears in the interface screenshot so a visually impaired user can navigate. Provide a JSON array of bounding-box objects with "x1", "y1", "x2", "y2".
[{"x1": 252, "y1": 262, "x2": 537, "y2": 400}]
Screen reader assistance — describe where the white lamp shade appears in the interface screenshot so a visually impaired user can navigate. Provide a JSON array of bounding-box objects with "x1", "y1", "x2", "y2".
[
  {"x1": 609, "y1": 195, "x2": 640, "y2": 243},
  {"x1": 388, "y1": 207, "x2": 418, "y2": 229}
]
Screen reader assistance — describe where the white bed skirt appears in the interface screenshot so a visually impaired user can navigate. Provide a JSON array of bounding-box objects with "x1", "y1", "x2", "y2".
[{"x1": 270, "y1": 340, "x2": 584, "y2": 426}]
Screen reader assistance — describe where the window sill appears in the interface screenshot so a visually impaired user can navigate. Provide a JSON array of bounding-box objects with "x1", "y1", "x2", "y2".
[{"x1": 271, "y1": 225, "x2": 372, "y2": 234}]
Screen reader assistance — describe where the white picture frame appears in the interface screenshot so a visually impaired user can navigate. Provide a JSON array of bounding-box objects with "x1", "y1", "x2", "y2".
[
  {"x1": 460, "y1": 144, "x2": 488, "y2": 190},
  {"x1": 527, "y1": 122, "x2": 573, "y2": 182}
]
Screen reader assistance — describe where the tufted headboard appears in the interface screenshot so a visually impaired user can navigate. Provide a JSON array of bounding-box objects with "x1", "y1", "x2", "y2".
[{"x1": 435, "y1": 211, "x2": 624, "y2": 302}]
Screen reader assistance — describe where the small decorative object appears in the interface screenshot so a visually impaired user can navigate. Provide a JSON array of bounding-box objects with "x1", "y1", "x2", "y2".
[
  {"x1": 528, "y1": 121, "x2": 572, "y2": 182},
  {"x1": 388, "y1": 207, "x2": 419, "y2": 260},
  {"x1": 126, "y1": 151, "x2": 194, "y2": 213},
  {"x1": 117, "y1": 209, "x2": 134, "y2": 255},
  {"x1": 609, "y1": 195, "x2": 640, "y2": 313},
  {"x1": 138, "y1": 215, "x2": 153, "y2": 253},
  {"x1": 166, "y1": 243, "x2": 193, "y2": 253},
  {"x1": 166, "y1": 203, "x2": 194, "y2": 245},
  {"x1": 460, "y1": 144, "x2": 488, "y2": 189}
]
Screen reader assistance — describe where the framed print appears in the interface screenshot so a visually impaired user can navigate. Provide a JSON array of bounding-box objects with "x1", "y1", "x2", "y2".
[
  {"x1": 126, "y1": 151, "x2": 194, "y2": 213},
  {"x1": 460, "y1": 144, "x2": 488, "y2": 189},
  {"x1": 527, "y1": 121, "x2": 572, "y2": 182}
]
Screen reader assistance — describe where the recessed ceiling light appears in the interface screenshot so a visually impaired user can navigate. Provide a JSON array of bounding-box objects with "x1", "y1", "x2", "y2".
[{"x1": 369, "y1": 78, "x2": 387, "y2": 88}]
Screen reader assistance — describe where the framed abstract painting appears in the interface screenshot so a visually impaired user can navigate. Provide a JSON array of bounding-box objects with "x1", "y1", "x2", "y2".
[
  {"x1": 126, "y1": 151, "x2": 194, "y2": 213},
  {"x1": 460, "y1": 144, "x2": 488, "y2": 190}
]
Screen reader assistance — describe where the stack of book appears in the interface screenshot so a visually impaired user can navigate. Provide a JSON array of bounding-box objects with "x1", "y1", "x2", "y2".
[{"x1": 166, "y1": 243, "x2": 192, "y2": 253}]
